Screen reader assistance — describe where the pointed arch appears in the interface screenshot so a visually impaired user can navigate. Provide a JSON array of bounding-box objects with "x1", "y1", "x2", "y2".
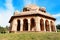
[
  {"x1": 23, "y1": 19, "x2": 28, "y2": 31},
  {"x1": 30, "y1": 18, "x2": 36, "y2": 31},
  {"x1": 17, "y1": 19, "x2": 20, "y2": 31},
  {"x1": 45, "y1": 20, "x2": 49, "y2": 31},
  {"x1": 50, "y1": 21, "x2": 55, "y2": 31},
  {"x1": 40, "y1": 19, "x2": 44, "y2": 31}
]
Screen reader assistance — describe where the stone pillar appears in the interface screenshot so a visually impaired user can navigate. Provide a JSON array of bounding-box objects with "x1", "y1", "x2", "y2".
[
  {"x1": 53, "y1": 21, "x2": 57, "y2": 32},
  {"x1": 20, "y1": 19, "x2": 23, "y2": 31},
  {"x1": 44, "y1": 19, "x2": 46, "y2": 32},
  {"x1": 35, "y1": 17, "x2": 40, "y2": 31},
  {"x1": 11, "y1": 19, "x2": 17, "y2": 32},
  {"x1": 49, "y1": 20, "x2": 51, "y2": 32},
  {"x1": 28, "y1": 19, "x2": 30, "y2": 31},
  {"x1": 39, "y1": 18, "x2": 41, "y2": 31}
]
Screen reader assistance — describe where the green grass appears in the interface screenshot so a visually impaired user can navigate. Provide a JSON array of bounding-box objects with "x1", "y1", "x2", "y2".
[{"x1": 0, "y1": 32, "x2": 60, "y2": 40}]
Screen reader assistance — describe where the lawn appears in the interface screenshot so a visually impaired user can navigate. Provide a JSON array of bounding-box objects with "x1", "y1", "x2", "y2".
[{"x1": 0, "y1": 32, "x2": 60, "y2": 40}]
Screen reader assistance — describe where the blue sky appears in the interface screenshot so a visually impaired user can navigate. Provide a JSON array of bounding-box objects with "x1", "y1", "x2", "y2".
[{"x1": 0, "y1": 0, "x2": 60, "y2": 26}]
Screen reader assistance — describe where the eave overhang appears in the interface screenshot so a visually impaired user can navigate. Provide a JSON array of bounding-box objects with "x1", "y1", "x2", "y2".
[{"x1": 9, "y1": 13, "x2": 56, "y2": 23}]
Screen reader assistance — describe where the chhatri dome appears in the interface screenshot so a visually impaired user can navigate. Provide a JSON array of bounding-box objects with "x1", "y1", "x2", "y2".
[
  {"x1": 23, "y1": 4, "x2": 46, "y2": 12},
  {"x1": 9, "y1": 4, "x2": 57, "y2": 33}
]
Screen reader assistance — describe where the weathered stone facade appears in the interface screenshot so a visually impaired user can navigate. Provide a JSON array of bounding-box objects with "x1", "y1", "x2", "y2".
[{"x1": 9, "y1": 5, "x2": 57, "y2": 33}]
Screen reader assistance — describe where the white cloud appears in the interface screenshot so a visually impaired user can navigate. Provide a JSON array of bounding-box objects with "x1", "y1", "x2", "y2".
[
  {"x1": 0, "y1": 0, "x2": 14, "y2": 26},
  {"x1": 55, "y1": 21, "x2": 60, "y2": 25},
  {"x1": 52, "y1": 13, "x2": 60, "y2": 25},
  {"x1": 52, "y1": 13, "x2": 60, "y2": 18}
]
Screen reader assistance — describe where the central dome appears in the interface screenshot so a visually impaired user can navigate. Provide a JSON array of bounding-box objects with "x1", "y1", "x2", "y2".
[
  {"x1": 25, "y1": 4, "x2": 39, "y2": 9},
  {"x1": 23, "y1": 4, "x2": 46, "y2": 13}
]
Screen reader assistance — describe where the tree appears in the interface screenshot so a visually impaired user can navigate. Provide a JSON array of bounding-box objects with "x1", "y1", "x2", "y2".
[
  {"x1": 56, "y1": 24, "x2": 60, "y2": 29},
  {"x1": 0, "y1": 26, "x2": 9, "y2": 33}
]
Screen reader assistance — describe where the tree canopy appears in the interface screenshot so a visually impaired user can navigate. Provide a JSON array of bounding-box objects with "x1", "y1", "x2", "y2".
[{"x1": 56, "y1": 24, "x2": 60, "y2": 29}]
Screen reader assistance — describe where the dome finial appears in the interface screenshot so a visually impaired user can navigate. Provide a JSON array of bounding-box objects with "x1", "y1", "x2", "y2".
[{"x1": 14, "y1": 10, "x2": 19, "y2": 15}]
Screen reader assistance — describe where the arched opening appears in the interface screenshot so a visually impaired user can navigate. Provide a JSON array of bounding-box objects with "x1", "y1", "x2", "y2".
[
  {"x1": 17, "y1": 20, "x2": 20, "y2": 31},
  {"x1": 40, "y1": 19, "x2": 44, "y2": 31},
  {"x1": 45, "y1": 20, "x2": 49, "y2": 31},
  {"x1": 23, "y1": 7, "x2": 30, "y2": 12},
  {"x1": 23, "y1": 19, "x2": 28, "y2": 31},
  {"x1": 50, "y1": 21, "x2": 55, "y2": 31},
  {"x1": 30, "y1": 18, "x2": 36, "y2": 31}
]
